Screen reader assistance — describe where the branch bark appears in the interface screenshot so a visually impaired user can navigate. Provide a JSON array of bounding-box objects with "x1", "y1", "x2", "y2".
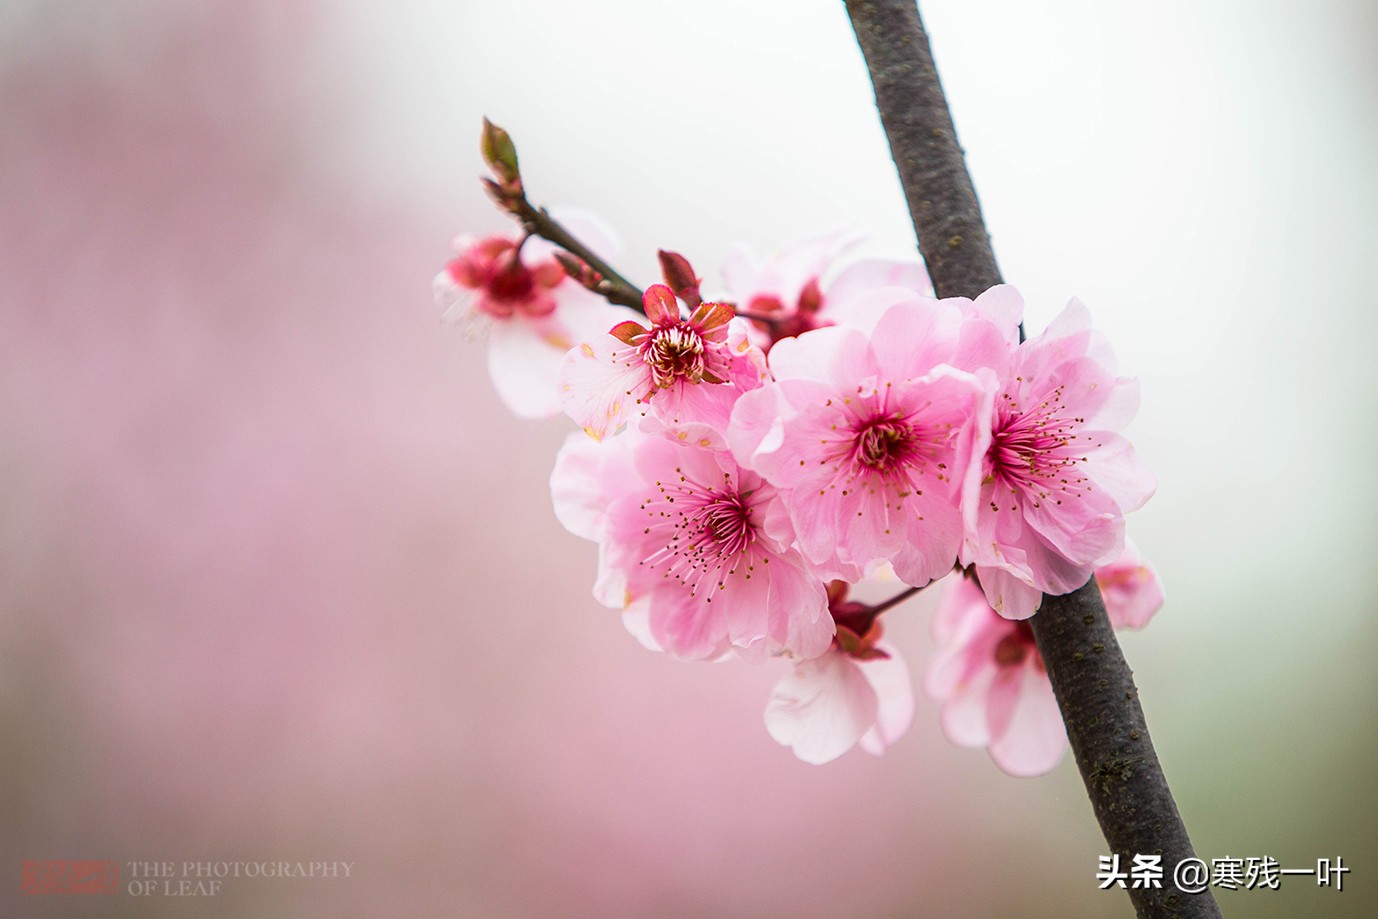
[
  {"x1": 844, "y1": 3, "x2": 1220, "y2": 916},
  {"x1": 515, "y1": 203, "x2": 644, "y2": 309}
]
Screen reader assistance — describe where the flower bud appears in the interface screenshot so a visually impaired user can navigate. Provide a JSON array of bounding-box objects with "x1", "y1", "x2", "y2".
[
  {"x1": 657, "y1": 249, "x2": 702, "y2": 308},
  {"x1": 480, "y1": 117, "x2": 522, "y2": 189}
]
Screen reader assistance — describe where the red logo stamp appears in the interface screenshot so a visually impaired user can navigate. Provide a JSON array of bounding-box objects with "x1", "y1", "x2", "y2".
[{"x1": 21, "y1": 860, "x2": 119, "y2": 895}]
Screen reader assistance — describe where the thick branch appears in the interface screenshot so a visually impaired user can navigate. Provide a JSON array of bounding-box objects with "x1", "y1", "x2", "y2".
[
  {"x1": 844, "y1": 3, "x2": 1219, "y2": 916},
  {"x1": 1035, "y1": 582, "x2": 1214, "y2": 917},
  {"x1": 844, "y1": 0, "x2": 1000, "y2": 299}
]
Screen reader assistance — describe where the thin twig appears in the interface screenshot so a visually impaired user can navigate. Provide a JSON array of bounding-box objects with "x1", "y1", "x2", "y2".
[
  {"x1": 844, "y1": 2, "x2": 1219, "y2": 916},
  {"x1": 869, "y1": 584, "x2": 923, "y2": 617},
  {"x1": 512, "y1": 201, "x2": 644, "y2": 309}
]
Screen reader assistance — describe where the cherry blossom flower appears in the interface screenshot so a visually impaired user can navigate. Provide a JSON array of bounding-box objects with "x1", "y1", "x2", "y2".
[
  {"x1": 961, "y1": 299, "x2": 1156, "y2": 619},
  {"x1": 764, "y1": 641, "x2": 914, "y2": 765},
  {"x1": 763, "y1": 580, "x2": 915, "y2": 763},
  {"x1": 1097, "y1": 538, "x2": 1166, "y2": 631},
  {"x1": 434, "y1": 210, "x2": 634, "y2": 417},
  {"x1": 559, "y1": 284, "x2": 763, "y2": 439},
  {"x1": 717, "y1": 231, "x2": 933, "y2": 345},
  {"x1": 924, "y1": 575, "x2": 1064, "y2": 776},
  {"x1": 549, "y1": 423, "x2": 832, "y2": 663},
  {"x1": 729, "y1": 296, "x2": 1007, "y2": 586},
  {"x1": 925, "y1": 546, "x2": 1164, "y2": 776}
]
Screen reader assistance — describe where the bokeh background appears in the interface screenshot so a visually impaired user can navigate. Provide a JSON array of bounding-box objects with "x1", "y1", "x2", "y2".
[{"x1": 2, "y1": 0, "x2": 1375, "y2": 916}]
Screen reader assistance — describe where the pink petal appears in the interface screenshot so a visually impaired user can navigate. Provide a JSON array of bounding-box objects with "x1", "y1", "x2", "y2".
[
  {"x1": 964, "y1": 284, "x2": 1025, "y2": 344},
  {"x1": 763, "y1": 561, "x2": 834, "y2": 661},
  {"x1": 763, "y1": 323, "x2": 869, "y2": 386},
  {"x1": 1096, "y1": 538, "x2": 1164, "y2": 631},
  {"x1": 1084, "y1": 432, "x2": 1157, "y2": 516},
  {"x1": 719, "y1": 242, "x2": 763, "y2": 298},
  {"x1": 868, "y1": 297, "x2": 964, "y2": 380},
  {"x1": 937, "y1": 661, "x2": 997, "y2": 747},
  {"x1": 984, "y1": 666, "x2": 1023, "y2": 740},
  {"x1": 549, "y1": 433, "x2": 608, "y2": 540},
  {"x1": 645, "y1": 588, "x2": 730, "y2": 662},
  {"x1": 826, "y1": 257, "x2": 932, "y2": 304},
  {"x1": 858, "y1": 644, "x2": 916, "y2": 755},
  {"x1": 988, "y1": 665, "x2": 1068, "y2": 777},
  {"x1": 648, "y1": 373, "x2": 741, "y2": 431},
  {"x1": 557, "y1": 336, "x2": 646, "y2": 440},
  {"x1": 1021, "y1": 491, "x2": 1122, "y2": 577},
  {"x1": 620, "y1": 601, "x2": 663, "y2": 652},
  {"x1": 764, "y1": 652, "x2": 879, "y2": 765},
  {"x1": 726, "y1": 384, "x2": 787, "y2": 469},
  {"x1": 642, "y1": 283, "x2": 679, "y2": 326},
  {"x1": 1085, "y1": 374, "x2": 1141, "y2": 432},
  {"x1": 591, "y1": 540, "x2": 628, "y2": 610},
  {"x1": 976, "y1": 565, "x2": 1044, "y2": 620}
]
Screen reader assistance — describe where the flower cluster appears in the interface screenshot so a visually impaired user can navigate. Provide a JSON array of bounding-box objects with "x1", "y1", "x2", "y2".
[{"x1": 440, "y1": 125, "x2": 1162, "y2": 772}]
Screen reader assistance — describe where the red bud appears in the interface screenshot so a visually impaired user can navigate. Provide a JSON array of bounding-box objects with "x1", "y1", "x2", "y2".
[
  {"x1": 657, "y1": 250, "x2": 702, "y2": 308},
  {"x1": 553, "y1": 251, "x2": 604, "y2": 291}
]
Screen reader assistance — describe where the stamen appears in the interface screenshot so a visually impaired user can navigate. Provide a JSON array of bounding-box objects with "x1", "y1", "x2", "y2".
[
  {"x1": 640, "y1": 471, "x2": 758, "y2": 600},
  {"x1": 642, "y1": 324, "x2": 708, "y2": 388},
  {"x1": 988, "y1": 383, "x2": 1090, "y2": 506}
]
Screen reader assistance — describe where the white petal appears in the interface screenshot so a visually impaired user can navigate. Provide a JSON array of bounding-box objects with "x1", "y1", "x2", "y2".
[
  {"x1": 858, "y1": 644, "x2": 916, "y2": 755},
  {"x1": 549, "y1": 432, "x2": 607, "y2": 540},
  {"x1": 557, "y1": 336, "x2": 645, "y2": 440},
  {"x1": 718, "y1": 242, "x2": 764, "y2": 298},
  {"x1": 487, "y1": 319, "x2": 565, "y2": 418},
  {"x1": 621, "y1": 601, "x2": 662, "y2": 652},
  {"x1": 764, "y1": 652, "x2": 878, "y2": 765},
  {"x1": 435, "y1": 271, "x2": 480, "y2": 328}
]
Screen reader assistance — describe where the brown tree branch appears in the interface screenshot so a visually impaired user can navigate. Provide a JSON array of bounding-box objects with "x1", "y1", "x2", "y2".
[
  {"x1": 513, "y1": 202, "x2": 645, "y2": 310},
  {"x1": 844, "y1": 2, "x2": 1220, "y2": 916},
  {"x1": 479, "y1": 118, "x2": 645, "y2": 310}
]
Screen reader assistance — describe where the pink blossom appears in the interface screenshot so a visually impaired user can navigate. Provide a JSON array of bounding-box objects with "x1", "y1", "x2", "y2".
[
  {"x1": 925, "y1": 545, "x2": 1164, "y2": 776},
  {"x1": 559, "y1": 284, "x2": 763, "y2": 439},
  {"x1": 961, "y1": 299, "x2": 1156, "y2": 619},
  {"x1": 550, "y1": 424, "x2": 832, "y2": 663},
  {"x1": 718, "y1": 231, "x2": 933, "y2": 344},
  {"x1": 764, "y1": 641, "x2": 914, "y2": 765},
  {"x1": 1097, "y1": 538, "x2": 1165, "y2": 631},
  {"x1": 924, "y1": 575, "x2": 1065, "y2": 776},
  {"x1": 730, "y1": 296, "x2": 1007, "y2": 586},
  {"x1": 434, "y1": 211, "x2": 634, "y2": 418}
]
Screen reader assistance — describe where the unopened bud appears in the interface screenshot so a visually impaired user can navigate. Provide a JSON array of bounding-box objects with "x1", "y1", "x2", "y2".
[
  {"x1": 657, "y1": 250, "x2": 702, "y2": 308},
  {"x1": 553, "y1": 251, "x2": 604, "y2": 291},
  {"x1": 480, "y1": 117, "x2": 522, "y2": 188},
  {"x1": 480, "y1": 177, "x2": 524, "y2": 214}
]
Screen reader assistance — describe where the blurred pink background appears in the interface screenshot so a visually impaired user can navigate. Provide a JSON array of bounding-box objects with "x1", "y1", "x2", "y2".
[{"x1": 2, "y1": 1, "x2": 1374, "y2": 916}]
